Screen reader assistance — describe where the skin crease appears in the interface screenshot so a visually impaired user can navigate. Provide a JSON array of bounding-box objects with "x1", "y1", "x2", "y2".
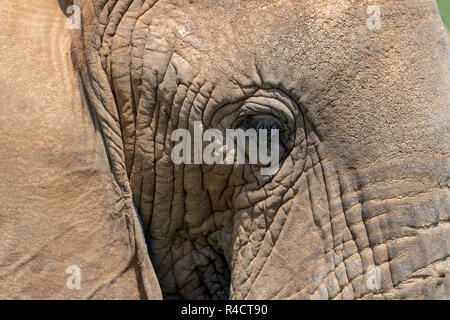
[
  {"x1": 0, "y1": 0, "x2": 448, "y2": 299},
  {"x1": 0, "y1": 0, "x2": 161, "y2": 299},
  {"x1": 76, "y1": 0, "x2": 449, "y2": 299}
]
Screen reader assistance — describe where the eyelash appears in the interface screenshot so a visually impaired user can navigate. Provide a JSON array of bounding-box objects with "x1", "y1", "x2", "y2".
[
  {"x1": 237, "y1": 115, "x2": 282, "y2": 131},
  {"x1": 235, "y1": 115, "x2": 288, "y2": 149}
]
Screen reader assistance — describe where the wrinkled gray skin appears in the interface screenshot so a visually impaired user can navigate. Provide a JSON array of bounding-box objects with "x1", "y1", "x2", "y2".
[
  {"x1": 72, "y1": 0, "x2": 449, "y2": 299},
  {"x1": 1, "y1": 0, "x2": 448, "y2": 299}
]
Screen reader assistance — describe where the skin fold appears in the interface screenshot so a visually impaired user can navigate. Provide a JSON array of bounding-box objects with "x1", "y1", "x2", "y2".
[{"x1": 0, "y1": 0, "x2": 448, "y2": 299}]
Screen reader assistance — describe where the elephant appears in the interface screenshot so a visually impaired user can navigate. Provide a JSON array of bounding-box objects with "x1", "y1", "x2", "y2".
[{"x1": 0, "y1": 0, "x2": 448, "y2": 300}]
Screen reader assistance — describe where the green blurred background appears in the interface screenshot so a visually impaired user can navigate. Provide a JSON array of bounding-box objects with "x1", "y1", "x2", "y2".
[{"x1": 437, "y1": 0, "x2": 450, "y2": 40}]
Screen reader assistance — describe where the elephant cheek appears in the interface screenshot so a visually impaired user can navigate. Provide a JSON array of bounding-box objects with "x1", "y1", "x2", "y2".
[{"x1": 228, "y1": 177, "x2": 332, "y2": 300}]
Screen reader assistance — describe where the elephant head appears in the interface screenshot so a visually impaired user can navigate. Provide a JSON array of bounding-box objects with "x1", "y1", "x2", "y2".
[{"x1": 1, "y1": 0, "x2": 448, "y2": 299}]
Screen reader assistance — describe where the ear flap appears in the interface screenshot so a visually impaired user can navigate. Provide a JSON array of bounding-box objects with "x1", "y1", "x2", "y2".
[{"x1": 76, "y1": 0, "x2": 163, "y2": 299}]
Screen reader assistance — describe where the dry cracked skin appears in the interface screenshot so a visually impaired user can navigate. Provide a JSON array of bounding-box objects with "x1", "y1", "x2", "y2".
[{"x1": 0, "y1": 0, "x2": 448, "y2": 299}]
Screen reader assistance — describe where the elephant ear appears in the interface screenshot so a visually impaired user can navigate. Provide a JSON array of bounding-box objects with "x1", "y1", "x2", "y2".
[
  {"x1": 74, "y1": 0, "x2": 163, "y2": 298},
  {"x1": 0, "y1": 1, "x2": 161, "y2": 299}
]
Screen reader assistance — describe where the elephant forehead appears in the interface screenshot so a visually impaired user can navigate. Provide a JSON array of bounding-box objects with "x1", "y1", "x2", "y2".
[
  {"x1": 147, "y1": 0, "x2": 356, "y2": 83},
  {"x1": 132, "y1": 0, "x2": 448, "y2": 167}
]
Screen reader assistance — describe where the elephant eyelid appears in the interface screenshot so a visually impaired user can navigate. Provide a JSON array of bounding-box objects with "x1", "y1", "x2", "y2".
[
  {"x1": 237, "y1": 115, "x2": 283, "y2": 132},
  {"x1": 235, "y1": 114, "x2": 290, "y2": 151}
]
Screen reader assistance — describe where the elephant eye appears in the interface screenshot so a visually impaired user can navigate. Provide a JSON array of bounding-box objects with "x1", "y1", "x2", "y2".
[
  {"x1": 212, "y1": 89, "x2": 300, "y2": 170},
  {"x1": 235, "y1": 115, "x2": 287, "y2": 152},
  {"x1": 238, "y1": 115, "x2": 282, "y2": 132},
  {"x1": 232, "y1": 114, "x2": 289, "y2": 168}
]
